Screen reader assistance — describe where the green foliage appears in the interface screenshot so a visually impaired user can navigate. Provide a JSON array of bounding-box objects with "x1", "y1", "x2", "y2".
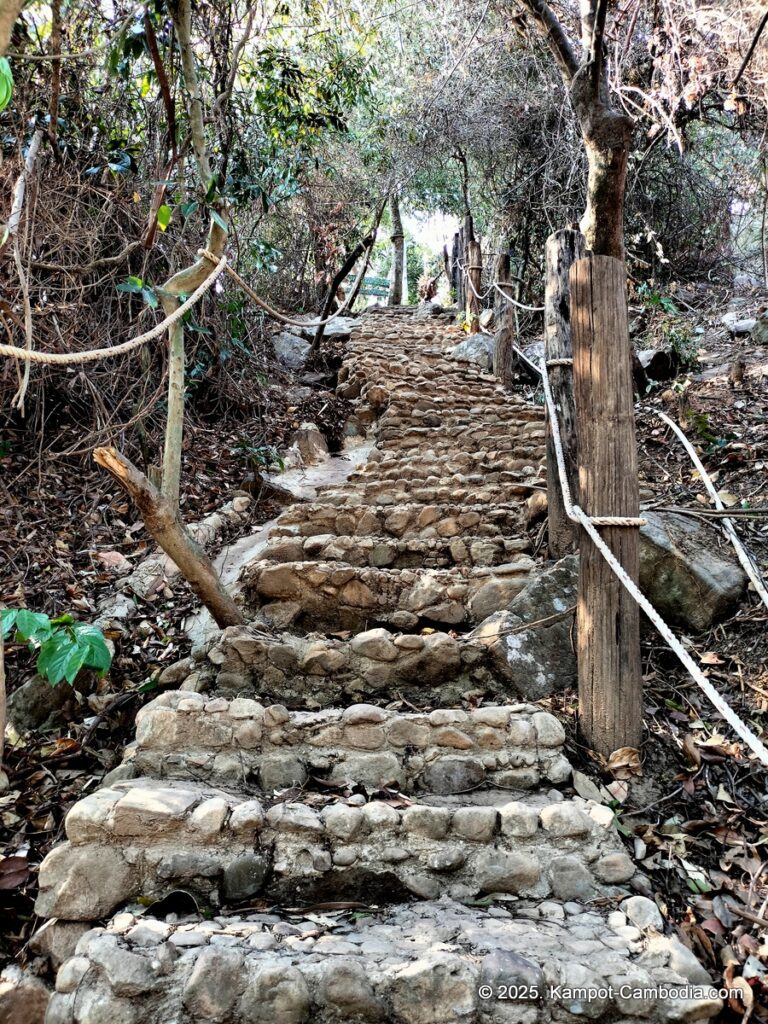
[
  {"x1": 0, "y1": 58, "x2": 13, "y2": 113},
  {"x1": 116, "y1": 276, "x2": 158, "y2": 309},
  {"x1": 235, "y1": 439, "x2": 284, "y2": 473},
  {"x1": 1, "y1": 610, "x2": 112, "y2": 687}
]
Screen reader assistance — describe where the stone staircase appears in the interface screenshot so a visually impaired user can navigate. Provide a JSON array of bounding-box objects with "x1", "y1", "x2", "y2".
[{"x1": 36, "y1": 307, "x2": 720, "y2": 1023}]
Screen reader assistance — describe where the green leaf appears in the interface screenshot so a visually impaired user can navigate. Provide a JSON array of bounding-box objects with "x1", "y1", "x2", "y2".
[
  {"x1": 1, "y1": 608, "x2": 19, "y2": 638},
  {"x1": 0, "y1": 58, "x2": 14, "y2": 114},
  {"x1": 180, "y1": 201, "x2": 198, "y2": 219},
  {"x1": 64, "y1": 642, "x2": 90, "y2": 685},
  {"x1": 37, "y1": 635, "x2": 77, "y2": 685},
  {"x1": 73, "y1": 624, "x2": 112, "y2": 676},
  {"x1": 15, "y1": 609, "x2": 53, "y2": 643},
  {"x1": 156, "y1": 204, "x2": 172, "y2": 231},
  {"x1": 210, "y1": 209, "x2": 228, "y2": 233},
  {"x1": 141, "y1": 287, "x2": 158, "y2": 309}
]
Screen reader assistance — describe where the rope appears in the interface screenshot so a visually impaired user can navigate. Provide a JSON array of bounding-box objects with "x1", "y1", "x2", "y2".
[
  {"x1": 540, "y1": 358, "x2": 645, "y2": 528},
  {"x1": 493, "y1": 280, "x2": 545, "y2": 313},
  {"x1": 652, "y1": 408, "x2": 768, "y2": 612},
  {"x1": 540, "y1": 358, "x2": 768, "y2": 767},
  {"x1": 200, "y1": 242, "x2": 373, "y2": 330},
  {"x1": 0, "y1": 252, "x2": 228, "y2": 364},
  {"x1": 546, "y1": 357, "x2": 573, "y2": 367}
]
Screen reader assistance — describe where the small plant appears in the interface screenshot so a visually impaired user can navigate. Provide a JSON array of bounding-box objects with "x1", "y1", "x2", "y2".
[
  {"x1": 235, "y1": 439, "x2": 285, "y2": 473},
  {"x1": 1, "y1": 610, "x2": 112, "y2": 686}
]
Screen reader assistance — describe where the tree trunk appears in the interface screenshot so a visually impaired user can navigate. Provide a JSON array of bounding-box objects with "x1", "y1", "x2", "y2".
[
  {"x1": 574, "y1": 95, "x2": 633, "y2": 259},
  {"x1": 161, "y1": 0, "x2": 226, "y2": 511},
  {"x1": 94, "y1": 448, "x2": 245, "y2": 628},
  {"x1": 0, "y1": 632, "x2": 5, "y2": 769},
  {"x1": 545, "y1": 228, "x2": 585, "y2": 557},
  {"x1": 389, "y1": 194, "x2": 404, "y2": 306}
]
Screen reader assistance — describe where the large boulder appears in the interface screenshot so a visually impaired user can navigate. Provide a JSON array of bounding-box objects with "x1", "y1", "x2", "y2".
[
  {"x1": 471, "y1": 555, "x2": 578, "y2": 701},
  {"x1": 639, "y1": 511, "x2": 747, "y2": 631},
  {"x1": 272, "y1": 331, "x2": 311, "y2": 369},
  {"x1": 471, "y1": 512, "x2": 747, "y2": 699},
  {"x1": 448, "y1": 333, "x2": 495, "y2": 371},
  {"x1": 296, "y1": 316, "x2": 362, "y2": 340}
]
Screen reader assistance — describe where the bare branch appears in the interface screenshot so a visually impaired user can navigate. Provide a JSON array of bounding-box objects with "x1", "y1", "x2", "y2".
[{"x1": 517, "y1": 0, "x2": 580, "y2": 81}]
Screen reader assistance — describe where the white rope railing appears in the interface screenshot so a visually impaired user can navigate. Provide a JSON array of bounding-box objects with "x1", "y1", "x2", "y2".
[
  {"x1": 0, "y1": 252, "x2": 229, "y2": 365},
  {"x1": 651, "y1": 408, "x2": 768, "y2": 612},
  {"x1": 540, "y1": 356, "x2": 768, "y2": 767}
]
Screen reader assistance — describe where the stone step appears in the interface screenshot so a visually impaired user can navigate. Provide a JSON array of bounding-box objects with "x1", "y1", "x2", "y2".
[
  {"x1": 272, "y1": 501, "x2": 525, "y2": 540},
  {"x1": 319, "y1": 481, "x2": 548, "y2": 509},
  {"x1": 347, "y1": 451, "x2": 543, "y2": 480},
  {"x1": 242, "y1": 559, "x2": 535, "y2": 631},
  {"x1": 36, "y1": 779, "x2": 637, "y2": 921},
  {"x1": 260, "y1": 532, "x2": 530, "y2": 570},
  {"x1": 122, "y1": 692, "x2": 571, "y2": 794},
  {"x1": 318, "y1": 478, "x2": 545, "y2": 508},
  {"x1": 44, "y1": 896, "x2": 721, "y2": 1024},
  {"x1": 171, "y1": 624, "x2": 506, "y2": 709}
]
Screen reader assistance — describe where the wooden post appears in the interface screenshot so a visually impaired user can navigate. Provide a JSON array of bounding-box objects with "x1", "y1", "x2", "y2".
[
  {"x1": 466, "y1": 236, "x2": 482, "y2": 334},
  {"x1": 493, "y1": 252, "x2": 515, "y2": 385},
  {"x1": 570, "y1": 254, "x2": 642, "y2": 755},
  {"x1": 545, "y1": 228, "x2": 585, "y2": 557}
]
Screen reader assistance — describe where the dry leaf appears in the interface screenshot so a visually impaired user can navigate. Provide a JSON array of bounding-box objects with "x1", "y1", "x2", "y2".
[
  {"x1": 700, "y1": 652, "x2": 725, "y2": 665},
  {"x1": 716, "y1": 490, "x2": 739, "y2": 508},
  {"x1": 607, "y1": 746, "x2": 642, "y2": 779}
]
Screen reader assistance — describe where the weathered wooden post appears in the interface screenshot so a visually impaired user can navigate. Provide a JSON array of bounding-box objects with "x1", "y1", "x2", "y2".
[
  {"x1": 466, "y1": 235, "x2": 482, "y2": 334},
  {"x1": 570, "y1": 254, "x2": 642, "y2": 755},
  {"x1": 492, "y1": 253, "x2": 514, "y2": 385},
  {"x1": 544, "y1": 228, "x2": 585, "y2": 557}
]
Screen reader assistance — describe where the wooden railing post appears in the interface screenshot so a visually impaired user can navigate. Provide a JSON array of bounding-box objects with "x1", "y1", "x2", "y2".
[
  {"x1": 570, "y1": 254, "x2": 642, "y2": 755},
  {"x1": 544, "y1": 228, "x2": 585, "y2": 557},
  {"x1": 466, "y1": 236, "x2": 482, "y2": 334},
  {"x1": 493, "y1": 252, "x2": 514, "y2": 385}
]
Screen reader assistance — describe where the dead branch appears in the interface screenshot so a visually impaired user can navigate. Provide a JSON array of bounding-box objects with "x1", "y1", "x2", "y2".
[{"x1": 93, "y1": 446, "x2": 245, "y2": 628}]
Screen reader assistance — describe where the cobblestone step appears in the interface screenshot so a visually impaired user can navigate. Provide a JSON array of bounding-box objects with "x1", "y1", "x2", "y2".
[
  {"x1": 44, "y1": 897, "x2": 722, "y2": 1024},
  {"x1": 260, "y1": 532, "x2": 530, "y2": 570},
  {"x1": 36, "y1": 779, "x2": 637, "y2": 919},
  {"x1": 243, "y1": 559, "x2": 535, "y2": 631}
]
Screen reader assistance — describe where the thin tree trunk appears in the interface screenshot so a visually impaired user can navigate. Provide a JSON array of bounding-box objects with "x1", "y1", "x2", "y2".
[
  {"x1": 0, "y1": 633, "x2": 5, "y2": 770},
  {"x1": 578, "y1": 109, "x2": 633, "y2": 259},
  {"x1": 389, "y1": 194, "x2": 405, "y2": 306},
  {"x1": 161, "y1": 0, "x2": 226, "y2": 510},
  {"x1": 94, "y1": 448, "x2": 245, "y2": 628}
]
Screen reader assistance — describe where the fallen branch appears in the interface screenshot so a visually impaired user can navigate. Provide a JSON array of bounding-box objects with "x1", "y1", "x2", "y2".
[{"x1": 93, "y1": 447, "x2": 245, "y2": 628}]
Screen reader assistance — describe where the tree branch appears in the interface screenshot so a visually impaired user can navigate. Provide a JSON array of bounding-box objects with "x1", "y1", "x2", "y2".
[{"x1": 516, "y1": 0, "x2": 580, "y2": 81}]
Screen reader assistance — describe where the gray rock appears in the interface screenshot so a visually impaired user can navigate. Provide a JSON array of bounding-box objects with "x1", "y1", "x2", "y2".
[
  {"x1": 622, "y1": 895, "x2": 664, "y2": 932},
  {"x1": 471, "y1": 555, "x2": 578, "y2": 699},
  {"x1": 0, "y1": 965, "x2": 50, "y2": 1024},
  {"x1": 388, "y1": 954, "x2": 477, "y2": 1024},
  {"x1": 752, "y1": 312, "x2": 768, "y2": 345},
  {"x1": 222, "y1": 854, "x2": 268, "y2": 902},
  {"x1": 36, "y1": 845, "x2": 134, "y2": 920},
  {"x1": 448, "y1": 333, "x2": 495, "y2": 371},
  {"x1": 7, "y1": 675, "x2": 76, "y2": 733},
  {"x1": 721, "y1": 312, "x2": 757, "y2": 335},
  {"x1": 240, "y1": 963, "x2": 310, "y2": 1022},
  {"x1": 182, "y1": 948, "x2": 243, "y2": 1020},
  {"x1": 296, "y1": 316, "x2": 362, "y2": 340},
  {"x1": 476, "y1": 850, "x2": 541, "y2": 893},
  {"x1": 548, "y1": 856, "x2": 595, "y2": 900},
  {"x1": 640, "y1": 512, "x2": 747, "y2": 631},
  {"x1": 318, "y1": 960, "x2": 383, "y2": 1020},
  {"x1": 419, "y1": 755, "x2": 485, "y2": 795},
  {"x1": 272, "y1": 331, "x2": 311, "y2": 369},
  {"x1": 478, "y1": 949, "x2": 544, "y2": 996}
]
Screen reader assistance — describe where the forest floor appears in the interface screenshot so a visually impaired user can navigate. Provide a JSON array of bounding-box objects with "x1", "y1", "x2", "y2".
[{"x1": 1, "y1": 289, "x2": 767, "y2": 1016}]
